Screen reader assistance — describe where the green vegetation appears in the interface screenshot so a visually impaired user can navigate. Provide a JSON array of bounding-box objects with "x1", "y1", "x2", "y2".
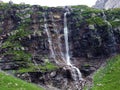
[
  {"x1": 1, "y1": 29, "x2": 32, "y2": 62},
  {"x1": 0, "y1": 2, "x2": 8, "y2": 10},
  {"x1": 39, "y1": 61, "x2": 58, "y2": 72},
  {"x1": 18, "y1": 61, "x2": 58, "y2": 73},
  {"x1": 86, "y1": 17, "x2": 106, "y2": 26},
  {"x1": 72, "y1": 5, "x2": 101, "y2": 18},
  {"x1": 92, "y1": 55, "x2": 120, "y2": 90},
  {"x1": 105, "y1": 8, "x2": 120, "y2": 27},
  {"x1": 1, "y1": 29, "x2": 33, "y2": 74},
  {"x1": 106, "y1": 8, "x2": 120, "y2": 20},
  {"x1": 0, "y1": 71, "x2": 44, "y2": 90},
  {"x1": 110, "y1": 21, "x2": 120, "y2": 27},
  {"x1": 1, "y1": 21, "x2": 58, "y2": 74}
]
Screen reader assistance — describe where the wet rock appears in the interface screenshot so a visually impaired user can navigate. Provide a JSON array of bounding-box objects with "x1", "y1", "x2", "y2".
[{"x1": 80, "y1": 65, "x2": 96, "y2": 77}]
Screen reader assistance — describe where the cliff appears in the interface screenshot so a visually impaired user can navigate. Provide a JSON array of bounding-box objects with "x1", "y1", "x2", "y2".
[
  {"x1": 93, "y1": 0, "x2": 120, "y2": 9},
  {"x1": 0, "y1": 2, "x2": 120, "y2": 90}
]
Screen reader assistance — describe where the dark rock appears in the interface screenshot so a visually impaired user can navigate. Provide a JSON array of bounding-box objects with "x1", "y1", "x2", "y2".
[{"x1": 80, "y1": 66, "x2": 96, "y2": 77}]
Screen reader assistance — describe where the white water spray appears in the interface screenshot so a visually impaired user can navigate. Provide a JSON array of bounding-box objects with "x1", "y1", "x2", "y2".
[
  {"x1": 63, "y1": 12, "x2": 83, "y2": 81},
  {"x1": 43, "y1": 10, "x2": 84, "y2": 89},
  {"x1": 64, "y1": 12, "x2": 71, "y2": 65}
]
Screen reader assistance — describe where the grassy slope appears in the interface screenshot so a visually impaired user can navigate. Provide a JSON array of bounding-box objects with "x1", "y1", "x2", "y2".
[
  {"x1": 92, "y1": 55, "x2": 120, "y2": 90},
  {"x1": 0, "y1": 71, "x2": 44, "y2": 90}
]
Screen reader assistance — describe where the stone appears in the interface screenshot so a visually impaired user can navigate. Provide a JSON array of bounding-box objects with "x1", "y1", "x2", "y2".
[
  {"x1": 93, "y1": 0, "x2": 120, "y2": 9},
  {"x1": 50, "y1": 71, "x2": 56, "y2": 77},
  {"x1": 88, "y1": 25, "x2": 95, "y2": 30}
]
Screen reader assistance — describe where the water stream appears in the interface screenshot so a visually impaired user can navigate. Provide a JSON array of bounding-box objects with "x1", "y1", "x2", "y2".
[
  {"x1": 63, "y1": 11, "x2": 83, "y2": 82},
  {"x1": 43, "y1": 13, "x2": 58, "y2": 64},
  {"x1": 43, "y1": 10, "x2": 83, "y2": 89}
]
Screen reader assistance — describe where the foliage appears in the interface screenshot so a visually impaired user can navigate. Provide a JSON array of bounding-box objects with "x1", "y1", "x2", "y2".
[
  {"x1": 110, "y1": 21, "x2": 120, "y2": 27},
  {"x1": 39, "y1": 61, "x2": 58, "y2": 72},
  {"x1": 105, "y1": 8, "x2": 120, "y2": 23},
  {"x1": 72, "y1": 5, "x2": 101, "y2": 17},
  {"x1": 0, "y1": 2, "x2": 9, "y2": 10},
  {"x1": 6, "y1": 50, "x2": 31, "y2": 61},
  {"x1": 86, "y1": 17, "x2": 106, "y2": 26},
  {"x1": 91, "y1": 55, "x2": 120, "y2": 90},
  {"x1": 1, "y1": 41, "x2": 22, "y2": 49},
  {"x1": 1, "y1": 29, "x2": 32, "y2": 66},
  {"x1": 18, "y1": 61, "x2": 58, "y2": 73},
  {"x1": 0, "y1": 71, "x2": 44, "y2": 90},
  {"x1": 7, "y1": 29, "x2": 31, "y2": 41}
]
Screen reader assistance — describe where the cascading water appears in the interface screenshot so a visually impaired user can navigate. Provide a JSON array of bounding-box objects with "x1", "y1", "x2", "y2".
[
  {"x1": 63, "y1": 11, "x2": 83, "y2": 86},
  {"x1": 64, "y1": 12, "x2": 71, "y2": 65},
  {"x1": 50, "y1": 12, "x2": 65, "y2": 63},
  {"x1": 43, "y1": 10, "x2": 84, "y2": 89},
  {"x1": 43, "y1": 13, "x2": 58, "y2": 64}
]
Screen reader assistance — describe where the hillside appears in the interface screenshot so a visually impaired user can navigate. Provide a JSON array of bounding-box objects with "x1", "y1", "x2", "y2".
[
  {"x1": 0, "y1": 1, "x2": 120, "y2": 90},
  {"x1": 0, "y1": 71, "x2": 44, "y2": 90},
  {"x1": 92, "y1": 55, "x2": 120, "y2": 90}
]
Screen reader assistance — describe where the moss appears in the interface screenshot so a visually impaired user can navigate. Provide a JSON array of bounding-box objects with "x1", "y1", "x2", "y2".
[
  {"x1": 7, "y1": 29, "x2": 31, "y2": 41},
  {"x1": 0, "y1": 2, "x2": 9, "y2": 10},
  {"x1": 39, "y1": 61, "x2": 58, "y2": 72},
  {"x1": 18, "y1": 61, "x2": 58, "y2": 73},
  {"x1": 110, "y1": 21, "x2": 120, "y2": 27},
  {"x1": 18, "y1": 64, "x2": 39, "y2": 73},
  {"x1": 1, "y1": 29, "x2": 32, "y2": 69},
  {"x1": 86, "y1": 17, "x2": 106, "y2": 26},
  {"x1": 8, "y1": 50, "x2": 31, "y2": 61},
  {"x1": 37, "y1": 12, "x2": 43, "y2": 16},
  {"x1": 2, "y1": 41, "x2": 22, "y2": 49}
]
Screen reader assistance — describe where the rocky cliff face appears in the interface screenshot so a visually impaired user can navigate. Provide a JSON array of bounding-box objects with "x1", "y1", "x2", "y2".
[
  {"x1": 93, "y1": 0, "x2": 120, "y2": 9},
  {"x1": 0, "y1": 2, "x2": 120, "y2": 90}
]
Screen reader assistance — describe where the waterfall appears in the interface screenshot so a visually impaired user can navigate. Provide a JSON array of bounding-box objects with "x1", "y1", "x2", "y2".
[
  {"x1": 43, "y1": 10, "x2": 84, "y2": 89},
  {"x1": 51, "y1": 12, "x2": 65, "y2": 63},
  {"x1": 43, "y1": 13, "x2": 58, "y2": 64},
  {"x1": 63, "y1": 12, "x2": 83, "y2": 81},
  {"x1": 64, "y1": 12, "x2": 71, "y2": 65}
]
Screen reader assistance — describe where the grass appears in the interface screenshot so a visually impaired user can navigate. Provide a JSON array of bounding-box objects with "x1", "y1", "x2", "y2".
[
  {"x1": 91, "y1": 55, "x2": 120, "y2": 90},
  {"x1": 0, "y1": 71, "x2": 44, "y2": 90},
  {"x1": 18, "y1": 61, "x2": 58, "y2": 73}
]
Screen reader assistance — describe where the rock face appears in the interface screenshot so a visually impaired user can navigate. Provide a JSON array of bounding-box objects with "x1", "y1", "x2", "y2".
[
  {"x1": 93, "y1": 0, "x2": 120, "y2": 9},
  {"x1": 0, "y1": 2, "x2": 120, "y2": 90}
]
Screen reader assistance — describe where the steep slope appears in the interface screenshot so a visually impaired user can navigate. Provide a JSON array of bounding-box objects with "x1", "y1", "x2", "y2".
[
  {"x1": 92, "y1": 55, "x2": 120, "y2": 90},
  {"x1": 0, "y1": 2, "x2": 120, "y2": 90},
  {"x1": 0, "y1": 71, "x2": 44, "y2": 90},
  {"x1": 93, "y1": 0, "x2": 120, "y2": 9}
]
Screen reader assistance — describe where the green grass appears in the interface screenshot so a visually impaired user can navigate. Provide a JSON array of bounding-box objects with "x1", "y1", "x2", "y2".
[
  {"x1": 0, "y1": 71, "x2": 44, "y2": 90},
  {"x1": 18, "y1": 61, "x2": 58, "y2": 73},
  {"x1": 92, "y1": 55, "x2": 120, "y2": 90}
]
